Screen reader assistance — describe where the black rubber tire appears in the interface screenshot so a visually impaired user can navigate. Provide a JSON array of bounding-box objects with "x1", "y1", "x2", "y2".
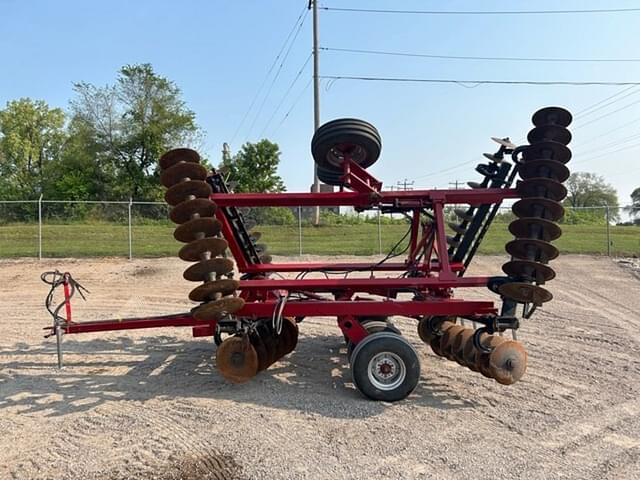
[
  {"x1": 350, "y1": 332, "x2": 420, "y2": 402},
  {"x1": 311, "y1": 118, "x2": 381, "y2": 170},
  {"x1": 317, "y1": 165, "x2": 344, "y2": 186},
  {"x1": 345, "y1": 317, "x2": 401, "y2": 360}
]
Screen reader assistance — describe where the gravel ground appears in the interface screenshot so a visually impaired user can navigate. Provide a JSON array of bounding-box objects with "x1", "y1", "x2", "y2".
[{"x1": 0, "y1": 254, "x2": 639, "y2": 479}]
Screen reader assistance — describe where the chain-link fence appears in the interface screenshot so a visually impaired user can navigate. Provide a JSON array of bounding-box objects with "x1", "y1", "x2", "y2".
[{"x1": 0, "y1": 199, "x2": 638, "y2": 259}]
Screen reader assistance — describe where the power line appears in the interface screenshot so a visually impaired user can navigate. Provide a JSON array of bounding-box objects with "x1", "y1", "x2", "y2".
[
  {"x1": 259, "y1": 53, "x2": 312, "y2": 138},
  {"x1": 574, "y1": 97, "x2": 640, "y2": 129},
  {"x1": 272, "y1": 79, "x2": 312, "y2": 135},
  {"x1": 321, "y1": 46, "x2": 640, "y2": 63},
  {"x1": 321, "y1": 6, "x2": 640, "y2": 15},
  {"x1": 321, "y1": 75, "x2": 640, "y2": 87},
  {"x1": 574, "y1": 86, "x2": 639, "y2": 117},
  {"x1": 230, "y1": 2, "x2": 308, "y2": 145},
  {"x1": 574, "y1": 139, "x2": 640, "y2": 165},
  {"x1": 577, "y1": 116, "x2": 640, "y2": 146},
  {"x1": 574, "y1": 87, "x2": 640, "y2": 120},
  {"x1": 245, "y1": 8, "x2": 309, "y2": 141}
]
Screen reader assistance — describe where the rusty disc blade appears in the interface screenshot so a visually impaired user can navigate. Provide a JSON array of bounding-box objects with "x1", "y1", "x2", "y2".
[
  {"x1": 254, "y1": 243, "x2": 268, "y2": 255},
  {"x1": 502, "y1": 259, "x2": 556, "y2": 283},
  {"x1": 512, "y1": 197, "x2": 564, "y2": 222},
  {"x1": 489, "y1": 340, "x2": 528, "y2": 385},
  {"x1": 448, "y1": 222, "x2": 467, "y2": 235},
  {"x1": 476, "y1": 335, "x2": 506, "y2": 377},
  {"x1": 170, "y1": 198, "x2": 217, "y2": 224},
  {"x1": 499, "y1": 282, "x2": 553, "y2": 305},
  {"x1": 518, "y1": 159, "x2": 570, "y2": 182},
  {"x1": 462, "y1": 330, "x2": 488, "y2": 372},
  {"x1": 516, "y1": 177, "x2": 567, "y2": 202},
  {"x1": 506, "y1": 238, "x2": 559, "y2": 262},
  {"x1": 174, "y1": 217, "x2": 222, "y2": 243},
  {"x1": 532, "y1": 106, "x2": 572, "y2": 128},
  {"x1": 159, "y1": 148, "x2": 201, "y2": 170},
  {"x1": 258, "y1": 324, "x2": 280, "y2": 366},
  {"x1": 193, "y1": 296, "x2": 245, "y2": 320},
  {"x1": 508, "y1": 217, "x2": 561, "y2": 242},
  {"x1": 215, "y1": 335, "x2": 258, "y2": 383},
  {"x1": 454, "y1": 208, "x2": 473, "y2": 222},
  {"x1": 183, "y1": 258, "x2": 235, "y2": 281},
  {"x1": 179, "y1": 237, "x2": 229, "y2": 262},
  {"x1": 282, "y1": 317, "x2": 299, "y2": 355},
  {"x1": 250, "y1": 330, "x2": 270, "y2": 372},
  {"x1": 165, "y1": 180, "x2": 212, "y2": 207},
  {"x1": 527, "y1": 125, "x2": 572, "y2": 146},
  {"x1": 451, "y1": 328, "x2": 475, "y2": 366},
  {"x1": 189, "y1": 279, "x2": 240, "y2": 302},
  {"x1": 417, "y1": 317, "x2": 433, "y2": 343},
  {"x1": 522, "y1": 141, "x2": 571, "y2": 163},
  {"x1": 160, "y1": 162, "x2": 208, "y2": 188},
  {"x1": 440, "y1": 324, "x2": 466, "y2": 360},
  {"x1": 249, "y1": 231, "x2": 262, "y2": 242}
]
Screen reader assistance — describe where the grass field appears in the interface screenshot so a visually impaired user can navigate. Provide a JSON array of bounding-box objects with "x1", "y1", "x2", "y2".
[{"x1": 0, "y1": 221, "x2": 638, "y2": 257}]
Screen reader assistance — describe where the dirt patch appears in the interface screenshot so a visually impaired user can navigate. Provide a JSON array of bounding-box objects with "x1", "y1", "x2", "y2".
[{"x1": 0, "y1": 255, "x2": 639, "y2": 479}]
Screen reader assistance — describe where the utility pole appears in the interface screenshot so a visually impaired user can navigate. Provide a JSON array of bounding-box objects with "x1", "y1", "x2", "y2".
[
  {"x1": 310, "y1": 0, "x2": 321, "y2": 224},
  {"x1": 222, "y1": 142, "x2": 231, "y2": 162},
  {"x1": 397, "y1": 179, "x2": 414, "y2": 191},
  {"x1": 448, "y1": 180, "x2": 462, "y2": 189}
]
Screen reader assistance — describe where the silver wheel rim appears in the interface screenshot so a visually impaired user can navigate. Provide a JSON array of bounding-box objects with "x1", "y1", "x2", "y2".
[{"x1": 367, "y1": 351, "x2": 406, "y2": 391}]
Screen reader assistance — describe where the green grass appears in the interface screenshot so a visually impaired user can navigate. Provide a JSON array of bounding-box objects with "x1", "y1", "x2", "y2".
[{"x1": 0, "y1": 221, "x2": 638, "y2": 258}]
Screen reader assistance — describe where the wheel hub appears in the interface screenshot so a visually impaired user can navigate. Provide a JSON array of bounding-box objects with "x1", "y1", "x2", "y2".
[{"x1": 368, "y1": 352, "x2": 406, "y2": 391}]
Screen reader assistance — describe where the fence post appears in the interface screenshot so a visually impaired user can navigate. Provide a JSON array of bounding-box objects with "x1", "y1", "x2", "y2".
[
  {"x1": 605, "y1": 204, "x2": 611, "y2": 256},
  {"x1": 298, "y1": 206, "x2": 303, "y2": 256},
  {"x1": 128, "y1": 198, "x2": 133, "y2": 260},
  {"x1": 377, "y1": 209, "x2": 382, "y2": 255},
  {"x1": 38, "y1": 194, "x2": 43, "y2": 260}
]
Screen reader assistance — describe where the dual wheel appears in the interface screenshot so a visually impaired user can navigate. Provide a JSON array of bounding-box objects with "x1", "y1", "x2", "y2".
[{"x1": 346, "y1": 318, "x2": 420, "y2": 402}]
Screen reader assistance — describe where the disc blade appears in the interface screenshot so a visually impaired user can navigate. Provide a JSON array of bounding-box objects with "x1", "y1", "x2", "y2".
[
  {"x1": 508, "y1": 217, "x2": 562, "y2": 242},
  {"x1": 506, "y1": 238, "x2": 559, "y2": 262},
  {"x1": 516, "y1": 178, "x2": 567, "y2": 202},
  {"x1": 527, "y1": 125, "x2": 572, "y2": 146},
  {"x1": 160, "y1": 162, "x2": 208, "y2": 188},
  {"x1": 498, "y1": 282, "x2": 553, "y2": 305},
  {"x1": 193, "y1": 296, "x2": 245, "y2": 320},
  {"x1": 159, "y1": 148, "x2": 201, "y2": 170},
  {"x1": 183, "y1": 258, "x2": 235, "y2": 281},
  {"x1": 518, "y1": 159, "x2": 570, "y2": 182},
  {"x1": 489, "y1": 340, "x2": 528, "y2": 385},
  {"x1": 170, "y1": 198, "x2": 217, "y2": 224},
  {"x1": 532, "y1": 106, "x2": 572, "y2": 128},
  {"x1": 215, "y1": 335, "x2": 258, "y2": 383},
  {"x1": 491, "y1": 137, "x2": 517, "y2": 149},
  {"x1": 179, "y1": 237, "x2": 229, "y2": 262},
  {"x1": 189, "y1": 279, "x2": 240, "y2": 302},
  {"x1": 512, "y1": 197, "x2": 564, "y2": 222},
  {"x1": 502, "y1": 259, "x2": 556, "y2": 283},
  {"x1": 165, "y1": 180, "x2": 212, "y2": 207},
  {"x1": 174, "y1": 218, "x2": 222, "y2": 243},
  {"x1": 522, "y1": 141, "x2": 571, "y2": 163}
]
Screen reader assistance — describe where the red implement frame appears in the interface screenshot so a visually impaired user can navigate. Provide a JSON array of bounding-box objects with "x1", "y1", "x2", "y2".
[{"x1": 57, "y1": 160, "x2": 518, "y2": 342}]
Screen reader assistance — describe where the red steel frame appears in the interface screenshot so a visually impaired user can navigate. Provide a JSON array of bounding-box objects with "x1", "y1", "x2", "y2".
[{"x1": 58, "y1": 160, "x2": 519, "y2": 341}]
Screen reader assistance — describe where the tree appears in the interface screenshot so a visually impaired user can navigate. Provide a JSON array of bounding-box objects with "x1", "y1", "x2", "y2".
[
  {"x1": 563, "y1": 172, "x2": 619, "y2": 223},
  {"x1": 220, "y1": 140, "x2": 289, "y2": 225},
  {"x1": 0, "y1": 98, "x2": 66, "y2": 199},
  {"x1": 70, "y1": 63, "x2": 200, "y2": 200},
  {"x1": 220, "y1": 140, "x2": 286, "y2": 193},
  {"x1": 630, "y1": 187, "x2": 640, "y2": 220}
]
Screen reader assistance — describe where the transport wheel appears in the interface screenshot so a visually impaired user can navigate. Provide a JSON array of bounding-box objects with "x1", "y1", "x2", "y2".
[
  {"x1": 346, "y1": 317, "x2": 400, "y2": 360},
  {"x1": 317, "y1": 165, "x2": 345, "y2": 186},
  {"x1": 311, "y1": 118, "x2": 382, "y2": 170},
  {"x1": 350, "y1": 332, "x2": 420, "y2": 402}
]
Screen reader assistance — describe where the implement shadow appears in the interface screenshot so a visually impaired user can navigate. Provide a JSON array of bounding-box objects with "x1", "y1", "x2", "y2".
[{"x1": 0, "y1": 333, "x2": 477, "y2": 418}]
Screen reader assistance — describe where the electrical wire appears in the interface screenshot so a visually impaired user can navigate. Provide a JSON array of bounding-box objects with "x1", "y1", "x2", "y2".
[
  {"x1": 321, "y1": 6, "x2": 640, "y2": 15},
  {"x1": 574, "y1": 97, "x2": 640, "y2": 129},
  {"x1": 245, "y1": 9, "x2": 309, "y2": 141},
  {"x1": 320, "y1": 75, "x2": 640, "y2": 87},
  {"x1": 574, "y1": 85, "x2": 639, "y2": 117},
  {"x1": 320, "y1": 46, "x2": 640, "y2": 63},
  {"x1": 272, "y1": 78, "x2": 312, "y2": 135},
  {"x1": 259, "y1": 53, "x2": 312, "y2": 138},
  {"x1": 230, "y1": 2, "x2": 307, "y2": 145}
]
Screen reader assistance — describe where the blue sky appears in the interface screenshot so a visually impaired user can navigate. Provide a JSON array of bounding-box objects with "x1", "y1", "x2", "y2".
[{"x1": 1, "y1": 0, "x2": 639, "y2": 203}]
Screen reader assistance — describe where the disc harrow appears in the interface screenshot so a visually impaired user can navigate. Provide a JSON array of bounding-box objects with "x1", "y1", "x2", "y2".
[{"x1": 44, "y1": 106, "x2": 573, "y2": 402}]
